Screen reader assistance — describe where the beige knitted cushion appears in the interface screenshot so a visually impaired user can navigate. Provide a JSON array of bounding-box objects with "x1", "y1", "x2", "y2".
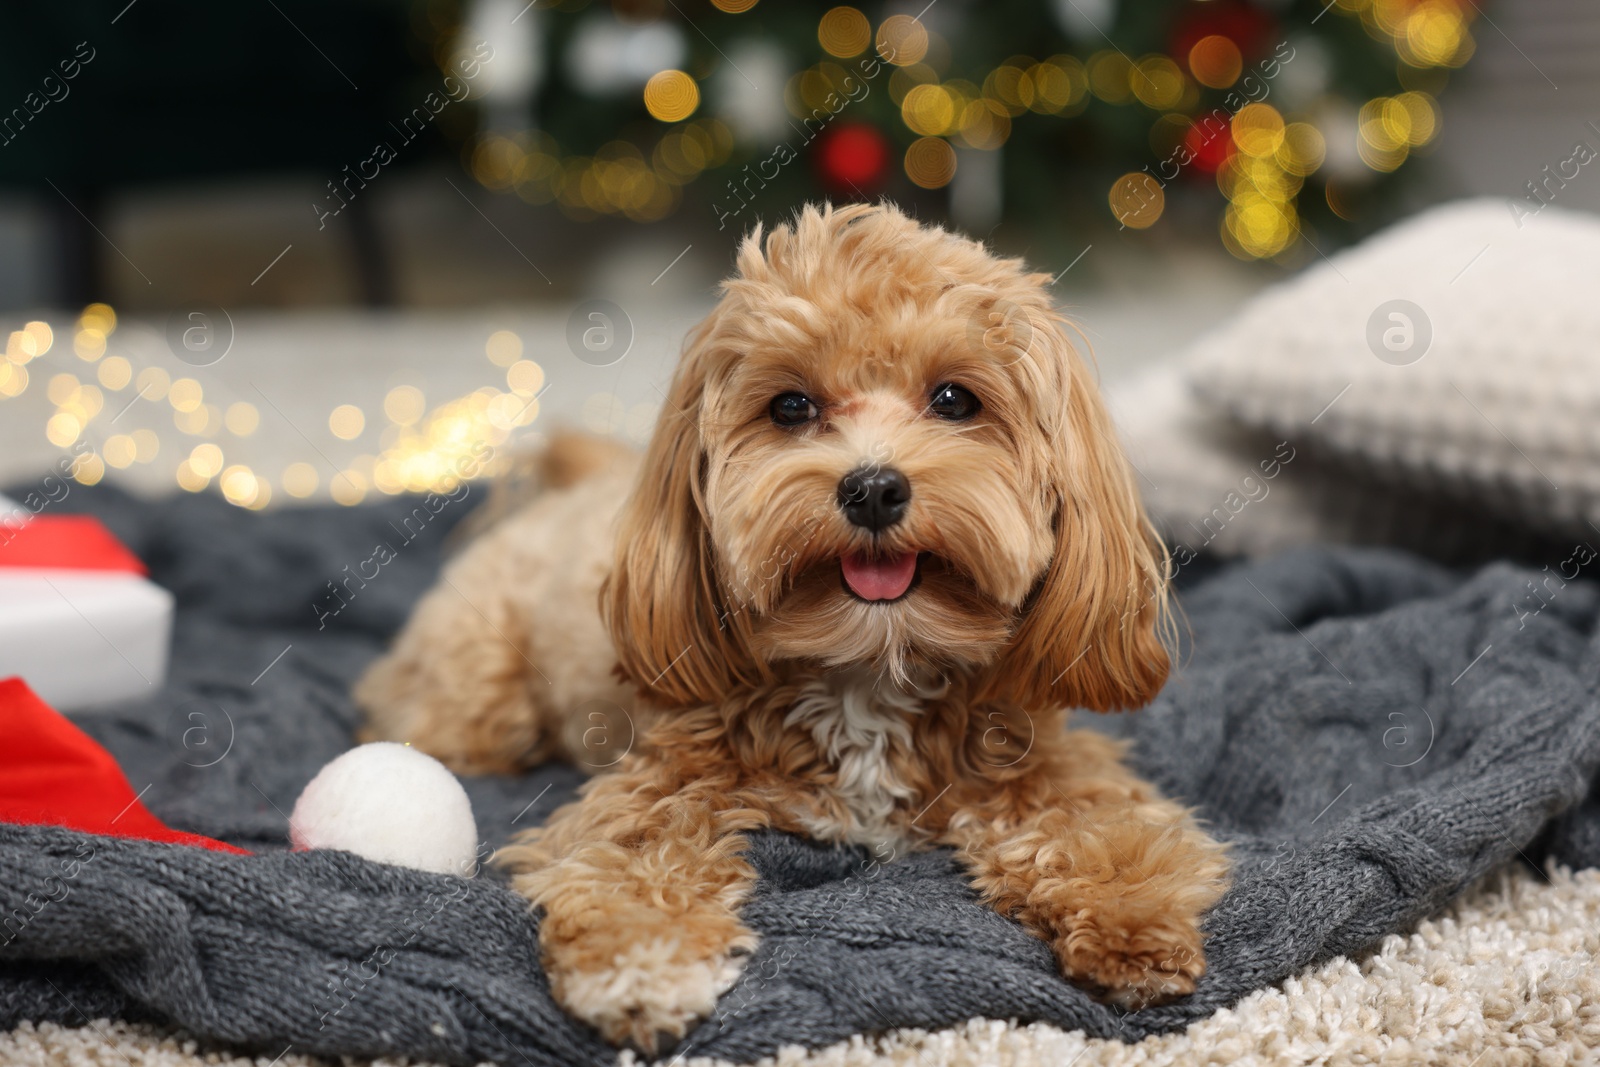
[{"x1": 1182, "y1": 199, "x2": 1600, "y2": 538}]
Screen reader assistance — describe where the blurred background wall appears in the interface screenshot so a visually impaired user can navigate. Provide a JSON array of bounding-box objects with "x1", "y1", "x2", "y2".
[{"x1": 0, "y1": 0, "x2": 1592, "y2": 506}]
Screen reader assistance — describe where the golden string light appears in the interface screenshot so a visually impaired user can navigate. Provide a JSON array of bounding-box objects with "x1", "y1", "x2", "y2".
[
  {"x1": 904, "y1": 136, "x2": 957, "y2": 189},
  {"x1": 643, "y1": 70, "x2": 700, "y2": 123},
  {"x1": 0, "y1": 306, "x2": 545, "y2": 509},
  {"x1": 1109, "y1": 172, "x2": 1165, "y2": 229},
  {"x1": 875, "y1": 15, "x2": 929, "y2": 66},
  {"x1": 818, "y1": 7, "x2": 871, "y2": 58},
  {"x1": 1188, "y1": 35, "x2": 1243, "y2": 89}
]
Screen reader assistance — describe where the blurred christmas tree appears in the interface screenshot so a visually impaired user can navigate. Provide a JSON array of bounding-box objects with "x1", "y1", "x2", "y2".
[{"x1": 429, "y1": 0, "x2": 1477, "y2": 262}]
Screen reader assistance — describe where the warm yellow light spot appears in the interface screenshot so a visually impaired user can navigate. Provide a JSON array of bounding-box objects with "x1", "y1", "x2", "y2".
[
  {"x1": 103, "y1": 434, "x2": 137, "y2": 469},
  {"x1": 470, "y1": 136, "x2": 520, "y2": 191},
  {"x1": 373, "y1": 459, "x2": 404, "y2": 495},
  {"x1": 1087, "y1": 51, "x2": 1133, "y2": 104},
  {"x1": 220, "y1": 465, "x2": 259, "y2": 507},
  {"x1": 488, "y1": 392, "x2": 539, "y2": 431},
  {"x1": 710, "y1": 0, "x2": 757, "y2": 10},
  {"x1": 24, "y1": 321, "x2": 53, "y2": 357},
  {"x1": 384, "y1": 385, "x2": 426, "y2": 425},
  {"x1": 189, "y1": 443, "x2": 224, "y2": 479},
  {"x1": 97, "y1": 356, "x2": 132, "y2": 390},
  {"x1": 1358, "y1": 97, "x2": 1411, "y2": 171},
  {"x1": 1394, "y1": 91, "x2": 1440, "y2": 146},
  {"x1": 1188, "y1": 35, "x2": 1243, "y2": 88},
  {"x1": 1109, "y1": 172, "x2": 1165, "y2": 229},
  {"x1": 6, "y1": 331, "x2": 35, "y2": 364},
  {"x1": 1224, "y1": 193, "x2": 1298, "y2": 259},
  {"x1": 1132, "y1": 56, "x2": 1185, "y2": 110},
  {"x1": 47, "y1": 374, "x2": 81, "y2": 406},
  {"x1": 644, "y1": 70, "x2": 700, "y2": 123},
  {"x1": 224, "y1": 401, "x2": 260, "y2": 436},
  {"x1": 954, "y1": 99, "x2": 1010, "y2": 151},
  {"x1": 136, "y1": 367, "x2": 170, "y2": 401},
  {"x1": 0, "y1": 363, "x2": 26, "y2": 398},
  {"x1": 175, "y1": 459, "x2": 209, "y2": 493},
  {"x1": 283, "y1": 462, "x2": 319, "y2": 498},
  {"x1": 245, "y1": 480, "x2": 272, "y2": 510},
  {"x1": 46, "y1": 412, "x2": 82, "y2": 447},
  {"x1": 1221, "y1": 153, "x2": 1301, "y2": 202},
  {"x1": 904, "y1": 136, "x2": 957, "y2": 188},
  {"x1": 1400, "y1": 1, "x2": 1471, "y2": 67},
  {"x1": 330, "y1": 470, "x2": 368, "y2": 506},
  {"x1": 485, "y1": 329, "x2": 522, "y2": 367},
  {"x1": 74, "y1": 329, "x2": 106, "y2": 362},
  {"x1": 1277, "y1": 122, "x2": 1327, "y2": 176},
  {"x1": 79, "y1": 303, "x2": 116, "y2": 335},
  {"x1": 174, "y1": 406, "x2": 209, "y2": 436},
  {"x1": 132, "y1": 429, "x2": 160, "y2": 462},
  {"x1": 72, "y1": 453, "x2": 104, "y2": 486},
  {"x1": 819, "y1": 6, "x2": 871, "y2": 57},
  {"x1": 329, "y1": 404, "x2": 365, "y2": 440},
  {"x1": 169, "y1": 377, "x2": 203, "y2": 413},
  {"x1": 983, "y1": 66, "x2": 1031, "y2": 117},
  {"x1": 876, "y1": 14, "x2": 929, "y2": 66},
  {"x1": 1027, "y1": 58, "x2": 1084, "y2": 113},
  {"x1": 902, "y1": 83, "x2": 956, "y2": 136},
  {"x1": 76, "y1": 384, "x2": 104, "y2": 420},
  {"x1": 1232, "y1": 103, "x2": 1286, "y2": 157},
  {"x1": 504, "y1": 360, "x2": 543, "y2": 397}
]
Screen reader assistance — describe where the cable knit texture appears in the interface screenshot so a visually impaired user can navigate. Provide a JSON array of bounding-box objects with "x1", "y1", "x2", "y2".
[
  {"x1": 1184, "y1": 199, "x2": 1600, "y2": 538},
  {"x1": 1, "y1": 487, "x2": 1599, "y2": 1066}
]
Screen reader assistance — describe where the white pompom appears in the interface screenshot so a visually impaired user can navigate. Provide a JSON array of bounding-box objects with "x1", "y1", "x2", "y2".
[{"x1": 290, "y1": 742, "x2": 479, "y2": 876}]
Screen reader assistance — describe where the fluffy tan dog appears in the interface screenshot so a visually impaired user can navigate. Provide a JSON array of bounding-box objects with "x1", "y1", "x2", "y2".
[{"x1": 357, "y1": 203, "x2": 1229, "y2": 1051}]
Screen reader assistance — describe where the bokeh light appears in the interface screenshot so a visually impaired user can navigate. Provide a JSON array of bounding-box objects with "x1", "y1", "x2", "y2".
[
  {"x1": 97, "y1": 356, "x2": 132, "y2": 390},
  {"x1": 384, "y1": 385, "x2": 427, "y2": 425},
  {"x1": 188, "y1": 443, "x2": 224, "y2": 479},
  {"x1": 329, "y1": 404, "x2": 366, "y2": 440},
  {"x1": 876, "y1": 15, "x2": 929, "y2": 66},
  {"x1": 1131, "y1": 56, "x2": 1186, "y2": 110},
  {"x1": 506, "y1": 360, "x2": 545, "y2": 397},
  {"x1": 819, "y1": 7, "x2": 871, "y2": 58},
  {"x1": 644, "y1": 70, "x2": 700, "y2": 123},
  {"x1": 904, "y1": 136, "x2": 957, "y2": 188},
  {"x1": 283, "y1": 462, "x2": 319, "y2": 498},
  {"x1": 136, "y1": 367, "x2": 171, "y2": 401},
  {"x1": 168, "y1": 378, "x2": 203, "y2": 413},
  {"x1": 1109, "y1": 172, "x2": 1165, "y2": 229},
  {"x1": 486, "y1": 329, "x2": 523, "y2": 366},
  {"x1": 225, "y1": 401, "x2": 260, "y2": 437},
  {"x1": 1232, "y1": 103, "x2": 1286, "y2": 158},
  {"x1": 1188, "y1": 35, "x2": 1243, "y2": 88}
]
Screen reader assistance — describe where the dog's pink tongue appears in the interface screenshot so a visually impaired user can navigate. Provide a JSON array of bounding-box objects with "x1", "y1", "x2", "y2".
[{"x1": 841, "y1": 552, "x2": 917, "y2": 601}]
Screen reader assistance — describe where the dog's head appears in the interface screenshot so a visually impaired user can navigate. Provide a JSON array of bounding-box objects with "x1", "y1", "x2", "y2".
[{"x1": 603, "y1": 203, "x2": 1170, "y2": 712}]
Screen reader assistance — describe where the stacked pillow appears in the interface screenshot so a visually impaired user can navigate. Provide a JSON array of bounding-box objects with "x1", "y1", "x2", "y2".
[{"x1": 1116, "y1": 200, "x2": 1600, "y2": 563}]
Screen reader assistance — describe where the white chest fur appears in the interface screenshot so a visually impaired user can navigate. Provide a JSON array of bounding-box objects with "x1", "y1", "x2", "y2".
[{"x1": 784, "y1": 669, "x2": 942, "y2": 851}]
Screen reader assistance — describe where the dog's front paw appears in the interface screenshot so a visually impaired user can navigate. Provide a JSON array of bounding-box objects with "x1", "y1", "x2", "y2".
[
  {"x1": 543, "y1": 919, "x2": 755, "y2": 1051},
  {"x1": 1054, "y1": 906, "x2": 1207, "y2": 1009}
]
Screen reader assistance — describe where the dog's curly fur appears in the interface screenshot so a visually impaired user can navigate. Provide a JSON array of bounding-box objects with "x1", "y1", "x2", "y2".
[{"x1": 356, "y1": 203, "x2": 1230, "y2": 1052}]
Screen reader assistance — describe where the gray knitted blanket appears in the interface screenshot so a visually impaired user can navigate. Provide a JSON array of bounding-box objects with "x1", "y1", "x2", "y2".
[{"x1": 2, "y1": 487, "x2": 1599, "y2": 1067}]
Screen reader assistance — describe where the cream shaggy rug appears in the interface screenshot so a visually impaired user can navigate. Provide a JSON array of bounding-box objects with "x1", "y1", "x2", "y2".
[{"x1": 4, "y1": 864, "x2": 1596, "y2": 1067}]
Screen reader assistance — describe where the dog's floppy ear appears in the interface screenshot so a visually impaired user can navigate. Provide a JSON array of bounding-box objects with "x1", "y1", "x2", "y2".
[
  {"x1": 600, "y1": 324, "x2": 766, "y2": 708},
  {"x1": 979, "y1": 314, "x2": 1172, "y2": 713}
]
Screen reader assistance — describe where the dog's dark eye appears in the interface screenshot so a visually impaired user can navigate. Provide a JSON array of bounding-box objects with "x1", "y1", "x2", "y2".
[
  {"x1": 929, "y1": 383, "x2": 980, "y2": 421},
  {"x1": 770, "y1": 392, "x2": 819, "y2": 427}
]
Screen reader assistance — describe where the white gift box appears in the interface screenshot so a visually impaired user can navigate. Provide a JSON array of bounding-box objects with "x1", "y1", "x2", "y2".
[{"x1": 0, "y1": 493, "x2": 173, "y2": 710}]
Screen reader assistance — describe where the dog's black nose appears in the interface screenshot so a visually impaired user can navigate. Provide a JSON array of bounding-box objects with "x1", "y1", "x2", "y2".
[{"x1": 837, "y1": 466, "x2": 911, "y2": 531}]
